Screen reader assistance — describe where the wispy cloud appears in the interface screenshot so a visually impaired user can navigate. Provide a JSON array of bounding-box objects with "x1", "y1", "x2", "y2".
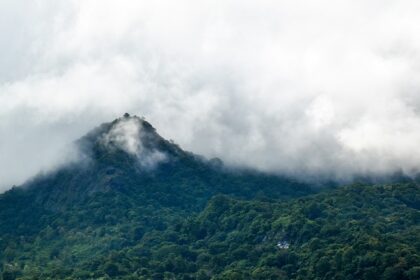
[{"x1": 100, "y1": 117, "x2": 167, "y2": 169}]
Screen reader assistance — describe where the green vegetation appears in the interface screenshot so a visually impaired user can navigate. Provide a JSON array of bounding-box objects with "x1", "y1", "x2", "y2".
[
  {"x1": 1, "y1": 183, "x2": 418, "y2": 279},
  {"x1": 0, "y1": 117, "x2": 419, "y2": 279}
]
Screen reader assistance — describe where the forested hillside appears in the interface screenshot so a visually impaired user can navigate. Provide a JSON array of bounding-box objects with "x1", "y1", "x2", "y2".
[
  {"x1": 1, "y1": 183, "x2": 418, "y2": 279},
  {"x1": 0, "y1": 116, "x2": 419, "y2": 279}
]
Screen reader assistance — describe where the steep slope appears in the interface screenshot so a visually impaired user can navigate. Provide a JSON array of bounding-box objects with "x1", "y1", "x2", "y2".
[
  {"x1": 19, "y1": 114, "x2": 312, "y2": 211},
  {"x1": 0, "y1": 114, "x2": 313, "y2": 278}
]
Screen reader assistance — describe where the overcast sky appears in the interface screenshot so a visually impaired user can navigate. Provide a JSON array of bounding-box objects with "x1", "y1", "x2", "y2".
[{"x1": 1, "y1": 0, "x2": 420, "y2": 191}]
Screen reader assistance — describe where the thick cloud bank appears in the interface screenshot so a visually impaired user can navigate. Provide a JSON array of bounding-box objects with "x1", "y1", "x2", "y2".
[{"x1": 2, "y1": 0, "x2": 420, "y2": 190}]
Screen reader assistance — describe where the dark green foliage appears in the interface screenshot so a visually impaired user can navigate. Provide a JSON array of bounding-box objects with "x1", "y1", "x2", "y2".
[{"x1": 0, "y1": 183, "x2": 418, "y2": 279}]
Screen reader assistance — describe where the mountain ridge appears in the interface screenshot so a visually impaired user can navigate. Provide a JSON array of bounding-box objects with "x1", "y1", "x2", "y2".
[
  {"x1": 4, "y1": 114, "x2": 313, "y2": 212},
  {"x1": 1, "y1": 115, "x2": 418, "y2": 279}
]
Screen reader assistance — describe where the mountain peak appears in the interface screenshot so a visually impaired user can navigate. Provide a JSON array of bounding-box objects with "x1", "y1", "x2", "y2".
[
  {"x1": 106, "y1": 115, "x2": 150, "y2": 155},
  {"x1": 81, "y1": 114, "x2": 173, "y2": 169}
]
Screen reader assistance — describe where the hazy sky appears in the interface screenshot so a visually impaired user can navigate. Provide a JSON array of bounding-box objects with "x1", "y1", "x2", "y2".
[{"x1": 2, "y1": 0, "x2": 420, "y2": 190}]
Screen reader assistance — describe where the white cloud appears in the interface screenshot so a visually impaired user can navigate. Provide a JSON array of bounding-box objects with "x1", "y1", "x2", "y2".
[
  {"x1": 101, "y1": 117, "x2": 167, "y2": 169},
  {"x1": 102, "y1": 118, "x2": 143, "y2": 155},
  {"x1": 2, "y1": 0, "x2": 420, "y2": 190}
]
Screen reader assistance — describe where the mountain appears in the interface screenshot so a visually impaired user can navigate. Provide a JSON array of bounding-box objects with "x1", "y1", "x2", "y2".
[
  {"x1": 0, "y1": 114, "x2": 312, "y2": 278},
  {"x1": 16, "y1": 114, "x2": 312, "y2": 210},
  {"x1": 0, "y1": 115, "x2": 419, "y2": 279}
]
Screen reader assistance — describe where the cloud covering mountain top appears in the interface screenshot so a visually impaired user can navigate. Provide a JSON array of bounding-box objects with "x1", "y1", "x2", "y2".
[
  {"x1": 99, "y1": 116, "x2": 167, "y2": 169},
  {"x1": 2, "y1": 0, "x2": 420, "y2": 190}
]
